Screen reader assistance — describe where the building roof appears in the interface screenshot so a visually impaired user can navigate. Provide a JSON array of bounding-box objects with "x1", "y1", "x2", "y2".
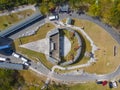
[{"x1": 0, "y1": 62, "x2": 24, "y2": 70}]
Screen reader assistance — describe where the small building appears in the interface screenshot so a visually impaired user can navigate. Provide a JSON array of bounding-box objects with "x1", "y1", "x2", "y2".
[{"x1": 66, "y1": 18, "x2": 73, "y2": 25}]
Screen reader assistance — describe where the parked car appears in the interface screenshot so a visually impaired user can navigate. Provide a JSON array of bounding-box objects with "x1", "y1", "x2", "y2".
[
  {"x1": 96, "y1": 81, "x2": 103, "y2": 84},
  {"x1": 49, "y1": 15, "x2": 58, "y2": 21},
  {"x1": 109, "y1": 81, "x2": 118, "y2": 88},
  {"x1": 0, "y1": 57, "x2": 10, "y2": 62},
  {"x1": 20, "y1": 57, "x2": 28, "y2": 62},
  {"x1": 12, "y1": 52, "x2": 20, "y2": 58}
]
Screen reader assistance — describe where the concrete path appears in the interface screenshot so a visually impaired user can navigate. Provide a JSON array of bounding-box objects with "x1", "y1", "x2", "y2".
[{"x1": 20, "y1": 38, "x2": 49, "y2": 55}]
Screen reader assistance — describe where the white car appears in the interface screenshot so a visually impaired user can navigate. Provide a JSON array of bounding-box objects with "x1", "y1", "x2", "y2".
[
  {"x1": 49, "y1": 15, "x2": 58, "y2": 20},
  {"x1": 12, "y1": 52, "x2": 20, "y2": 58},
  {"x1": 20, "y1": 57, "x2": 28, "y2": 62},
  {"x1": 112, "y1": 81, "x2": 118, "y2": 88},
  {"x1": 24, "y1": 62, "x2": 29, "y2": 66}
]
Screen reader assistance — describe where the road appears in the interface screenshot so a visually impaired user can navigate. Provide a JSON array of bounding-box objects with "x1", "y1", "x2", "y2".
[{"x1": 49, "y1": 64, "x2": 120, "y2": 83}]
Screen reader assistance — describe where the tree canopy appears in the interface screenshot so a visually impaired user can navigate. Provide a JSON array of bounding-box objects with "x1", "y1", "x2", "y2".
[{"x1": 0, "y1": 69, "x2": 24, "y2": 90}]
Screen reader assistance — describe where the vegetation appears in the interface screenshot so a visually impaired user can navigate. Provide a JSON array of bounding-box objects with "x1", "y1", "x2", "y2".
[
  {"x1": 0, "y1": 69, "x2": 24, "y2": 90},
  {"x1": 72, "y1": 19, "x2": 120, "y2": 74},
  {"x1": 69, "y1": 82, "x2": 110, "y2": 90},
  {"x1": 0, "y1": 0, "x2": 38, "y2": 10},
  {"x1": 62, "y1": 19, "x2": 92, "y2": 66},
  {"x1": 87, "y1": 0, "x2": 120, "y2": 28},
  {"x1": 0, "y1": 9, "x2": 34, "y2": 31},
  {"x1": 18, "y1": 70, "x2": 46, "y2": 90},
  {"x1": 60, "y1": 29, "x2": 79, "y2": 62},
  {"x1": 20, "y1": 23, "x2": 54, "y2": 44}
]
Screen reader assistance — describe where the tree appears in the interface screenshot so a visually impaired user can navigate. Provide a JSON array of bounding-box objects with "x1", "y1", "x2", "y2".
[
  {"x1": 0, "y1": 69, "x2": 25, "y2": 90},
  {"x1": 68, "y1": 0, "x2": 83, "y2": 9},
  {"x1": 88, "y1": 4, "x2": 101, "y2": 17},
  {"x1": 39, "y1": 3, "x2": 49, "y2": 15},
  {"x1": 109, "y1": 6, "x2": 120, "y2": 27},
  {"x1": 48, "y1": 1, "x2": 55, "y2": 10},
  {"x1": 101, "y1": 0, "x2": 120, "y2": 27}
]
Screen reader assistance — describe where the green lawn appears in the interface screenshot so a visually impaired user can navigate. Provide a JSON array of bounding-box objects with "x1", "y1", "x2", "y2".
[{"x1": 0, "y1": 9, "x2": 34, "y2": 31}]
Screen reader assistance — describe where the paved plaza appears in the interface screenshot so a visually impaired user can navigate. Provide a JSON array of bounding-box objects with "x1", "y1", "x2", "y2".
[{"x1": 20, "y1": 38, "x2": 49, "y2": 55}]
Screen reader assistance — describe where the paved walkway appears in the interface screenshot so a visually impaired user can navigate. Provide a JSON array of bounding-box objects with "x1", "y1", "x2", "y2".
[{"x1": 20, "y1": 38, "x2": 49, "y2": 55}]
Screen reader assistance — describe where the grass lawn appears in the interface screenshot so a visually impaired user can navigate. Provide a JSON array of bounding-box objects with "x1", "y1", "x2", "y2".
[
  {"x1": 20, "y1": 23, "x2": 54, "y2": 44},
  {"x1": 13, "y1": 23, "x2": 55, "y2": 69},
  {"x1": 19, "y1": 70, "x2": 46, "y2": 90},
  {"x1": 72, "y1": 18, "x2": 120, "y2": 74},
  {"x1": 0, "y1": 9, "x2": 34, "y2": 31},
  {"x1": 69, "y1": 82, "x2": 120, "y2": 90}
]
